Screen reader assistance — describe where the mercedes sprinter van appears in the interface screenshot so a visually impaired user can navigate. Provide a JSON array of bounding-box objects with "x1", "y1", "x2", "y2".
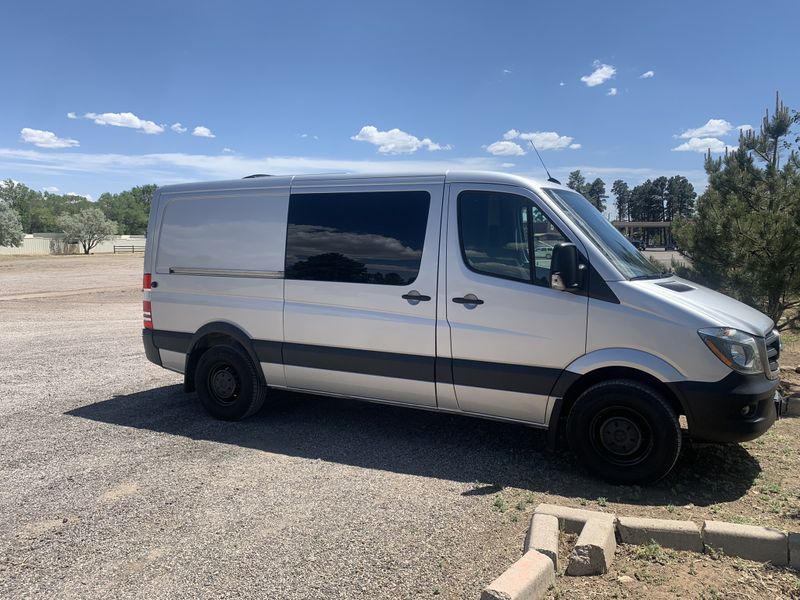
[{"x1": 142, "y1": 171, "x2": 784, "y2": 484}]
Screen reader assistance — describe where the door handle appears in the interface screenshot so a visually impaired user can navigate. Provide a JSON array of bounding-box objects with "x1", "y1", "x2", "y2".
[
  {"x1": 452, "y1": 294, "x2": 484, "y2": 305},
  {"x1": 402, "y1": 291, "x2": 431, "y2": 302}
]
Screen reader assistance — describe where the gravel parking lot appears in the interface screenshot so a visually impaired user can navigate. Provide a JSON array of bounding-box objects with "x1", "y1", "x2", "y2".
[{"x1": 1, "y1": 255, "x2": 798, "y2": 599}]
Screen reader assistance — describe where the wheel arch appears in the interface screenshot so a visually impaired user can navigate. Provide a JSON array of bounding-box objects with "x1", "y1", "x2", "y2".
[
  {"x1": 547, "y1": 351, "x2": 689, "y2": 450},
  {"x1": 184, "y1": 322, "x2": 267, "y2": 392}
]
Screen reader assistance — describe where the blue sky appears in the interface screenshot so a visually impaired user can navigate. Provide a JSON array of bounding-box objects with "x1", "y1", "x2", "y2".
[{"x1": 1, "y1": 0, "x2": 797, "y2": 202}]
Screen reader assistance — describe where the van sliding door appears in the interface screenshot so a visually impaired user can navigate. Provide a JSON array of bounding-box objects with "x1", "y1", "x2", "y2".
[{"x1": 282, "y1": 177, "x2": 444, "y2": 407}]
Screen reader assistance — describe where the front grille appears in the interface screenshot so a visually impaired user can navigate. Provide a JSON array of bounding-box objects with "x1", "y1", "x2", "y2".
[{"x1": 765, "y1": 330, "x2": 780, "y2": 376}]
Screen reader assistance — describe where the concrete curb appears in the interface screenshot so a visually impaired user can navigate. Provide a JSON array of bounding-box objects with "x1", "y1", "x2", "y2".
[
  {"x1": 566, "y1": 519, "x2": 617, "y2": 576},
  {"x1": 617, "y1": 515, "x2": 703, "y2": 552},
  {"x1": 703, "y1": 520, "x2": 789, "y2": 566},
  {"x1": 482, "y1": 504, "x2": 799, "y2": 598},
  {"x1": 533, "y1": 503, "x2": 616, "y2": 534},
  {"x1": 525, "y1": 513, "x2": 560, "y2": 570},
  {"x1": 480, "y1": 550, "x2": 555, "y2": 600}
]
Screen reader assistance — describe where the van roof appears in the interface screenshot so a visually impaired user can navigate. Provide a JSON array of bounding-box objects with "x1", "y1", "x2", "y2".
[{"x1": 157, "y1": 170, "x2": 569, "y2": 194}]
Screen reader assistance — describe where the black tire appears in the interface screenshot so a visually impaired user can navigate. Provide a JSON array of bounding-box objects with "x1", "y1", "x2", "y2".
[
  {"x1": 566, "y1": 379, "x2": 681, "y2": 485},
  {"x1": 194, "y1": 345, "x2": 266, "y2": 420}
]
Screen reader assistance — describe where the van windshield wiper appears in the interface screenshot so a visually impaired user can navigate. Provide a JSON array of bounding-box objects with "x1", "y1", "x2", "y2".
[{"x1": 629, "y1": 271, "x2": 672, "y2": 281}]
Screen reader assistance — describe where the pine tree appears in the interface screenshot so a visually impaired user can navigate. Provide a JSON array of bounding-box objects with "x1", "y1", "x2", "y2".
[
  {"x1": 673, "y1": 93, "x2": 800, "y2": 330},
  {"x1": 611, "y1": 180, "x2": 630, "y2": 221}
]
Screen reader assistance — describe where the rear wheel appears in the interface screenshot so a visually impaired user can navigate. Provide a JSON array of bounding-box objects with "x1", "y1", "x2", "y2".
[
  {"x1": 566, "y1": 379, "x2": 681, "y2": 485},
  {"x1": 194, "y1": 345, "x2": 266, "y2": 420}
]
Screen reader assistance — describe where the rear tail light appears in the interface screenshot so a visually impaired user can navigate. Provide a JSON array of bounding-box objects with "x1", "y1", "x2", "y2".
[{"x1": 143, "y1": 273, "x2": 153, "y2": 329}]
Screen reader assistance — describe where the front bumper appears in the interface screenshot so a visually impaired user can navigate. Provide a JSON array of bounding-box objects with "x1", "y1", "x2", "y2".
[{"x1": 670, "y1": 372, "x2": 780, "y2": 443}]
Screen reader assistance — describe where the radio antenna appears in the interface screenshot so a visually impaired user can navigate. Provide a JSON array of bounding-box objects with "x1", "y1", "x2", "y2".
[{"x1": 529, "y1": 141, "x2": 561, "y2": 184}]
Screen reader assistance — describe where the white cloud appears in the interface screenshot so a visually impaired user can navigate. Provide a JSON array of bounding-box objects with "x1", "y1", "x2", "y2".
[
  {"x1": 503, "y1": 129, "x2": 520, "y2": 140},
  {"x1": 607, "y1": 87, "x2": 618, "y2": 96},
  {"x1": 521, "y1": 131, "x2": 578, "y2": 151},
  {"x1": 0, "y1": 148, "x2": 505, "y2": 184},
  {"x1": 484, "y1": 141, "x2": 525, "y2": 156},
  {"x1": 19, "y1": 128, "x2": 80, "y2": 149},
  {"x1": 580, "y1": 61, "x2": 616, "y2": 87},
  {"x1": 503, "y1": 69, "x2": 512, "y2": 75},
  {"x1": 737, "y1": 124, "x2": 753, "y2": 132},
  {"x1": 222, "y1": 147, "x2": 234, "y2": 153},
  {"x1": 66, "y1": 112, "x2": 78, "y2": 119},
  {"x1": 84, "y1": 112, "x2": 164, "y2": 134},
  {"x1": 42, "y1": 186, "x2": 60, "y2": 193},
  {"x1": 639, "y1": 70, "x2": 655, "y2": 79},
  {"x1": 569, "y1": 143, "x2": 582, "y2": 150},
  {"x1": 672, "y1": 137, "x2": 737, "y2": 153},
  {"x1": 351, "y1": 125, "x2": 450, "y2": 154},
  {"x1": 678, "y1": 119, "x2": 733, "y2": 139},
  {"x1": 559, "y1": 81, "x2": 565, "y2": 87},
  {"x1": 171, "y1": 122, "x2": 187, "y2": 133},
  {"x1": 501, "y1": 162, "x2": 515, "y2": 168},
  {"x1": 192, "y1": 126, "x2": 216, "y2": 138}
]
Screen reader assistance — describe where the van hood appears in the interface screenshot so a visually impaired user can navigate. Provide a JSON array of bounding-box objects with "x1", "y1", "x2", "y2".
[{"x1": 626, "y1": 277, "x2": 774, "y2": 337}]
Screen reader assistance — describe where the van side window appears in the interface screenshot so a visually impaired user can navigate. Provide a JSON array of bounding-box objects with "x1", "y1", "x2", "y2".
[
  {"x1": 285, "y1": 191, "x2": 430, "y2": 285},
  {"x1": 458, "y1": 190, "x2": 568, "y2": 287}
]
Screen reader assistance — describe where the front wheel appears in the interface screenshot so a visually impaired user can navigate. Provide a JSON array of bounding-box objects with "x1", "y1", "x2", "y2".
[
  {"x1": 194, "y1": 345, "x2": 266, "y2": 420},
  {"x1": 566, "y1": 379, "x2": 681, "y2": 485}
]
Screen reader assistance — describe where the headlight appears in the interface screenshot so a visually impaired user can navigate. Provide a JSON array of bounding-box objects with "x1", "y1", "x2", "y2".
[{"x1": 698, "y1": 327, "x2": 763, "y2": 375}]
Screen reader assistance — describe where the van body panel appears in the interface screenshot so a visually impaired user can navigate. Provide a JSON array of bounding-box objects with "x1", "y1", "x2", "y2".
[
  {"x1": 443, "y1": 182, "x2": 589, "y2": 424},
  {"x1": 281, "y1": 178, "x2": 445, "y2": 407}
]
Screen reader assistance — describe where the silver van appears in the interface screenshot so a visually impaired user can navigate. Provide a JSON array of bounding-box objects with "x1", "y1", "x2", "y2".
[{"x1": 142, "y1": 171, "x2": 783, "y2": 484}]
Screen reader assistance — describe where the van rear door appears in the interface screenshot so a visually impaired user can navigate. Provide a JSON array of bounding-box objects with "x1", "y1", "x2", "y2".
[
  {"x1": 443, "y1": 183, "x2": 588, "y2": 424},
  {"x1": 282, "y1": 177, "x2": 444, "y2": 407}
]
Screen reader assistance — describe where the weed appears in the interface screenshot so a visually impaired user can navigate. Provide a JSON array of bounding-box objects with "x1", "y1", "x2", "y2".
[
  {"x1": 634, "y1": 540, "x2": 676, "y2": 565},
  {"x1": 510, "y1": 513, "x2": 519, "y2": 523},
  {"x1": 666, "y1": 504, "x2": 675, "y2": 513},
  {"x1": 705, "y1": 545, "x2": 724, "y2": 561},
  {"x1": 597, "y1": 497, "x2": 608, "y2": 507},
  {"x1": 578, "y1": 497, "x2": 588, "y2": 506},
  {"x1": 492, "y1": 495, "x2": 508, "y2": 513}
]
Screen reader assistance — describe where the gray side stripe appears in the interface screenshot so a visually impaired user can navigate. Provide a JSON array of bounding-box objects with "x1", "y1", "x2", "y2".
[{"x1": 147, "y1": 329, "x2": 562, "y2": 396}]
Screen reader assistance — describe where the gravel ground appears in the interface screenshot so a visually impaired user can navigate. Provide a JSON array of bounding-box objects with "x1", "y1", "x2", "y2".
[{"x1": 1, "y1": 254, "x2": 798, "y2": 600}]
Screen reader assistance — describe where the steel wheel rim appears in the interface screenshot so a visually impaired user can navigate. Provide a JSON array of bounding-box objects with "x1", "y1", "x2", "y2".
[
  {"x1": 589, "y1": 405, "x2": 653, "y2": 466},
  {"x1": 208, "y1": 363, "x2": 240, "y2": 405}
]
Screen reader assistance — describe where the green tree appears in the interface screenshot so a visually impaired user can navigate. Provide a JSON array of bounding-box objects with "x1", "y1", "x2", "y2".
[
  {"x1": 665, "y1": 176, "x2": 696, "y2": 220},
  {"x1": 0, "y1": 180, "x2": 40, "y2": 232},
  {"x1": 97, "y1": 184, "x2": 156, "y2": 234},
  {"x1": 0, "y1": 198, "x2": 24, "y2": 247},
  {"x1": 673, "y1": 93, "x2": 800, "y2": 330},
  {"x1": 585, "y1": 177, "x2": 607, "y2": 212},
  {"x1": 567, "y1": 170, "x2": 587, "y2": 194},
  {"x1": 611, "y1": 179, "x2": 630, "y2": 221},
  {"x1": 58, "y1": 208, "x2": 118, "y2": 254}
]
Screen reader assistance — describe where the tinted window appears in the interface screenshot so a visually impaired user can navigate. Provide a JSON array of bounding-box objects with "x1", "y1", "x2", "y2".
[
  {"x1": 458, "y1": 190, "x2": 568, "y2": 287},
  {"x1": 285, "y1": 191, "x2": 430, "y2": 285}
]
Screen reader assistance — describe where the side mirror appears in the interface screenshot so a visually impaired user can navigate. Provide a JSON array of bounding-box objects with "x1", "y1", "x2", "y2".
[{"x1": 550, "y1": 242, "x2": 585, "y2": 291}]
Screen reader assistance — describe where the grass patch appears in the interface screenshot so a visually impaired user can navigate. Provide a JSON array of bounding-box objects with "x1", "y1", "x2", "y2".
[{"x1": 634, "y1": 540, "x2": 677, "y2": 565}]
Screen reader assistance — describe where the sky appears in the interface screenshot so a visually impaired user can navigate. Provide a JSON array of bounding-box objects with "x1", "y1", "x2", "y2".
[{"x1": 1, "y1": 0, "x2": 797, "y2": 203}]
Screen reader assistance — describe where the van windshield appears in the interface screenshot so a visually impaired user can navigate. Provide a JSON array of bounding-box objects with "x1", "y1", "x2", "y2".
[{"x1": 543, "y1": 188, "x2": 664, "y2": 280}]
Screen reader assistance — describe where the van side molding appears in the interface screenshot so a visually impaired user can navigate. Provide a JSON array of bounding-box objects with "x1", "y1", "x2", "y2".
[{"x1": 168, "y1": 267, "x2": 284, "y2": 278}]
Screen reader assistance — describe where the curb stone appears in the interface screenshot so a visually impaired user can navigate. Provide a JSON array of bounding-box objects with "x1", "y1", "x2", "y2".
[
  {"x1": 702, "y1": 520, "x2": 788, "y2": 566},
  {"x1": 566, "y1": 519, "x2": 617, "y2": 576},
  {"x1": 789, "y1": 533, "x2": 799, "y2": 570},
  {"x1": 534, "y1": 503, "x2": 616, "y2": 534},
  {"x1": 525, "y1": 513, "x2": 560, "y2": 570},
  {"x1": 481, "y1": 550, "x2": 555, "y2": 600},
  {"x1": 617, "y1": 516, "x2": 703, "y2": 552}
]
